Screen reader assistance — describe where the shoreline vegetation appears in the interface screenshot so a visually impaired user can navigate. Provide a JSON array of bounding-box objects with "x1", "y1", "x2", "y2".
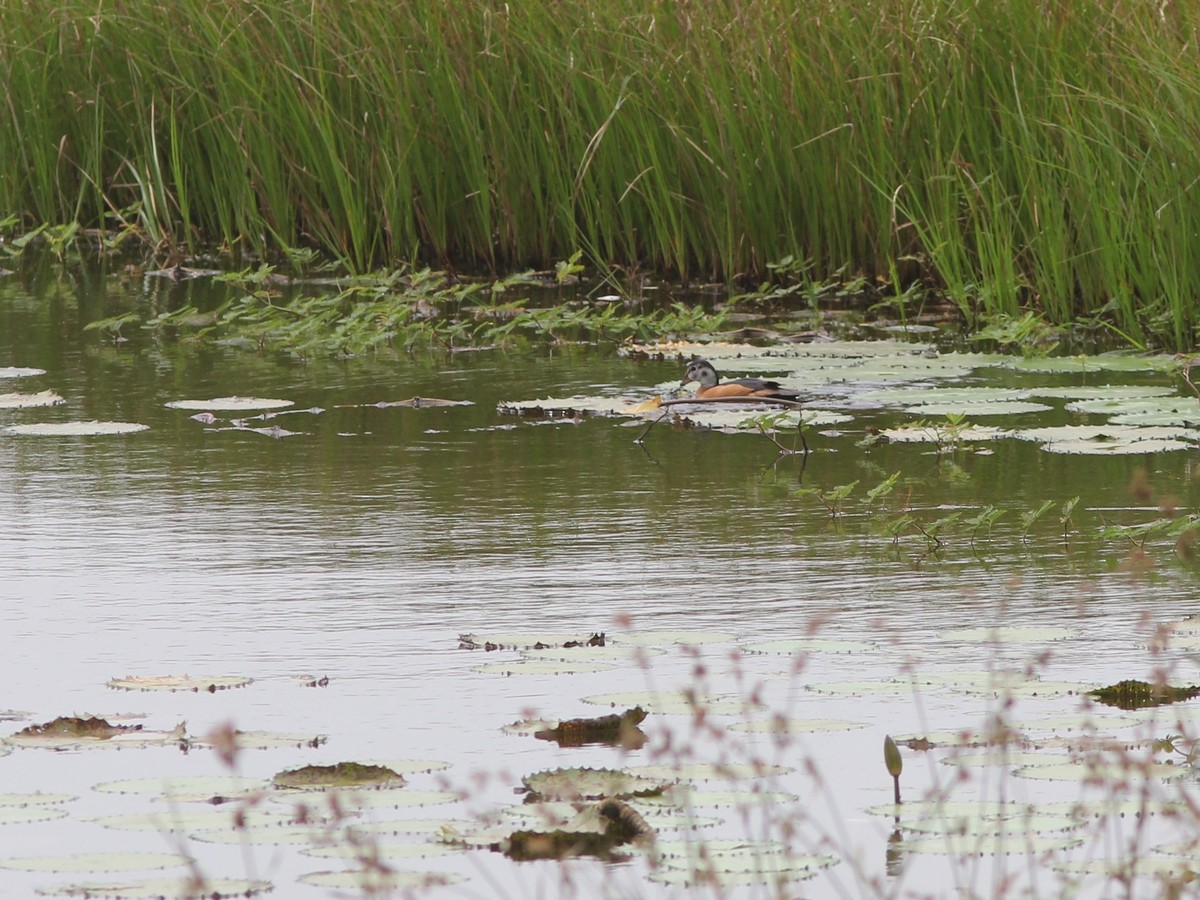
[{"x1": 4, "y1": 1, "x2": 1200, "y2": 347}]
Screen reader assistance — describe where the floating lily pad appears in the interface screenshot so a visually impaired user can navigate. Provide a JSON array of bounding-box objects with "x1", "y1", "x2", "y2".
[
  {"x1": 107, "y1": 674, "x2": 252, "y2": 692},
  {"x1": 582, "y1": 691, "x2": 752, "y2": 716},
  {"x1": 273, "y1": 762, "x2": 406, "y2": 790},
  {"x1": 941, "y1": 750, "x2": 1070, "y2": 769},
  {"x1": 523, "y1": 767, "x2": 669, "y2": 802},
  {"x1": 901, "y1": 832, "x2": 1083, "y2": 855},
  {"x1": 867, "y1": 799, "x2": 1081, "y2": 837},
  {"x1": 6, "y1": 716, "x2": 183, "y2": 750},
  {"x1": 298, "y1": 870, "x2": 464, "y2": 891},
  {"x1": 643, "y1": 787, "x2": 800, "y2": 809},
  {"x1": 188, "y1": 730, "x2": 326, "y2": 751},
  {"x1": 0, "y1": 367, "x2": 45, "y2": 378},
  {"x1": 1065, "y1": 396, "x2": 1200, "y2": 418},
  {"x1": 0, "y1": 852, "x2": 188, "y2": 873},
  {"x1": 1004, "y1": 354, "x2": 1175, "y2": 373},
  {"x1": 94, "y1": 776, "x2": 268, "y2": 801},
  {"x1": 302, "y1": 840, "x2": 459, "y2": 861},
  {"x1": 0, "y1": 807, "x2": 68, "y2": 825},
  {"x1": 459, "y1": 631, "x2": 605, "y2": 651},
  {"x1": 673, "y1": 409, "x2": 852, "y2": 432},
  {"x1": 165, "y1": 397, "x2": 294, "y2": 411},
  {"x1": 727, "y1": 718, "x2": 868, "y2": 734},
  {"x1": 476, "y1": 659, "x2": 617, "y2": 675},
  {"x1": 90, "y1": 808, "x2": 294, "y2": 833},
  {"x1": 35, "y1": 878, "x2": 273, "y2": 899},
  {"x1": 1013, "y1": 759, "x2": 1190, "y2": 782},
  {"x1": 4, "y1": 421, "x2": 149, "y2": 436},
  {"x1": 877, "y1": 425, "x2": 1010, "y2": 443},
  {"x1": 625, "y1": 763, "x2": 793, "y2": 782},
  {"x1": 858, "y1": 387, "x2": 1033, "y2": 405},
  {"x1": 289, "y1": 788, "x2": 458, "y2": 810},
  {"x1": 903, "y1": 400, "x2": 1052, "y2": 416},
  {"x1": 521, "y1": 644, "x2": 664, "y2": 661},
  {"x1": 497, "y1": 396, "x2": 648, "y2": 418},
  {"x1": 647, "y1": 838, "x2": 837, "y2": 886},
  {"x1": 0, "y1": 793, "x2": 73, "y2": 807},
  {"x1": 0, "y1": 390, "x2": 64, "y2": 409},
  {"x1": 741, "y1": 638, "x2": 877, "y2": 654},
  {"x1": 938, "y1": 626, "x2": 1078, "y2": 643},
  {"x1": 1025, "y1": 385, "x2": 1174, "y2": 400},
  {"x1": 613, "y1": 631, "x2": 737, "y2": 647},
  {"x1": 1013, "y1": 425, "x2": 1199, "y2": 454}
]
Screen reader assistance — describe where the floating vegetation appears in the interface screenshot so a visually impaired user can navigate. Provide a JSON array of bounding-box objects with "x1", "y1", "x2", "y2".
[
  {"x1": 1089, "y1": 680, "x2": 1200, "y2": 710},
  {"x1": 876, "y1": 425, "x2": 1010, "y2": 444},
  {"x1": 626, "y1": 763, "x2": 793, "y2": 782},
  {"x1": 612, "y1": 631, "x2": 737, "y2": 647},
  {"x1": 164, "y1": 397, "x2": 293, "y2": 412},
  {"x1": 459, "y1": 631, "x2": 605, "y2": 651},
  {"x1": 302, "y1": 840, "x2": 458, "y2": 861},
  {"x1": 497, "y1": 396, "x2": 652, "y2": 419},
  {"x1": 298, "y1": 870, "x2": 463, "y2": 891},
  {"x1": 107, "y1": 674, "x2": 252, "y2": 692},
  {"x1": 938, "y1": 626, "x2": 1079, "y2": 644},
  {"x1": 4, "y1": 422, "x2": 149, "y2": 436},
  {"x1": 35, "y1": 878, "x2": 273, "y2": 899},
  {"x1": 520, "y1": 644, "x2": 663, "y2": 661},
  {"x1": 94, "y1": 776, "x2": 268, "y2": 802},
  {"x1": 1013, "y1": 425, "x2": 1200, "y2": 455},
  {"x1": 5, "y1": 716, "x2": 183, "y2": 751},
  {"x1": 300, "y1": 788, "x2": 458, "y2": 811},
  {"x1": 902, "y1": 400, "x2": 1052, "y2": 417},
  {"x1": 1013, "y1": 758, "x2": 1191, "y2": 783},
  {"x1": 0, "y1": 367, "x2": 45, "y2": 378},
  {"x1": 741, "y1": 638, "x2": 878, "y2": 655},
  {"x1": 728, "y1": 718, "x2": 869, "y2": 735},
  {"x1": 0, "y1": 390, "x2": 64, "y2": 409},
  {"x1": 476, "y1": 658, "x2": 617, "y2": 676},
  {"x1": 0, "y1": 806, "x2": 68, "y2": 825},
  {"x1": 0, "y1": 852, "x2": 188, "y2": 873},
  {"x1": 1005, "y1": 355, "x2": 1175, "y2": 374},
  {"x1": 272, "y1": 762, "x2": 407, "y2": 790},
  {"x1": 501, "y1": 799, "x2": 654, "y2": 861},
  {"x1": 89, "y1": 808, "x2": 296, "y2": 833},
  {"x1": 646, "y1": 838, "x2": 838, "y2": 887},
  {"x1": 900, "y1": 832, "x2": 1084, "y2": 856},
  {"x1": 186, "y1": 730, "x2": 326, "y2": 751},
  {"x1": 520, "y1": 708, "x2": 648, "y2": 749},
  {"x1": 522, "y1": 767, "x2": 669, "y2": 802},
  {"x1": 582, "y1": 691, "x2": 752, "y2": 716}
]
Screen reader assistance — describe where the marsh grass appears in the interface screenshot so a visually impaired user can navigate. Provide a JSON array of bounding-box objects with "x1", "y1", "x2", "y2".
[{"x1": 5, "y1": 1, "x2": 1200, "y2": 344}]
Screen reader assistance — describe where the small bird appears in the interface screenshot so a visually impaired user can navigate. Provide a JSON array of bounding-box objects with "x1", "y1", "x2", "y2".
[{"x1": 680, "y1": 358, "x2": 801, "y2": 401}]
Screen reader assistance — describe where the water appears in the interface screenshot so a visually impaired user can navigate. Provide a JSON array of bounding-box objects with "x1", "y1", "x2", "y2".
[{"x1": 2, "y1": 262, "x2": 1199, "y2": 898}]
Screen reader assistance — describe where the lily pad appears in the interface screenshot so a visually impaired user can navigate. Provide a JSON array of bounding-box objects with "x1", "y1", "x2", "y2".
[
  {"x1": 0, "y1": 793, "x2": 74, "y2": 807},
  {"x1": 107, "y1": 674, "x2": 252, "y2": 692},
  {"x1": 1065, "y1": 396, "x2": 1200, "y2": 418},
  {"x1": 741, "y1": 638, "x2": 877, "y2": 654},
  {"x1": 647, "y1": 839, "x2": 837, "y2": 886},
  {"x1": 582, "y1": 691, "x2": 753, "y2": 716},
  {"x1": 0, "y1": 852, "x2": 188, "y2": 873},
  {"x1": 94, "y1": 776, "x2": 269, "y2": 802},
  {"x1": 1013, "y1": 425, "x2": 1199, "y2": 454},
  {"x1": 1025, "y1": 385, "x2": 1174, "y2": 400},
  {"x1": 273, "y1": 762, "x2": 406, "y2": 790},
  {"x1": 302, "y1": 840, "x2": 459, "y2": 861},
  {"x1": 876, "y1": 425, "x2": 1010, "y2": 443},
  {"x1": 900, "y1": 832, "x2": 1083, "y2": 855},
  {"x1": 521, "y1": 644, "x2": 664, "y2": 661},
  {"x1": 612, "y1": 631, "x2": 737, "y2": 647},
  {"x1": 5, "y1": 717, "x2": 184, "y2": 750},
  {"x1": 476, "y1": 659, "x2": 617, "y2": 675},
  {"x1": 902, "y1": 400, "x2": 1051, "y2": 416},
  {"x1": 938, "y1": 626, "x2": 1078, "y2": 643},
  {"x1": 0, "y1": 390, "x2": 64, "y2": 409},
  {"x1": 857, "y1": 387, "x2": 1033, "y2": 405},
  {"x1": 0, "y1": 807, "x2": 69, "y2": 825},
  {"x1": 522, "y1": 767, "x2": 669, "y2": 802},
  {"x1": 0, "y1": 367, "x2": 45, "y2": 378},
  {"x1": 459, "y1": 631, "x2": 605, "y2": 651},
  {"x1": 298, "y1": 870, "x2": 464, "y2": 891},
  {"x1": 290, "y1": 788, "x2": 458, "y2": 810},
  {"x1": 672, "y1": 409, "x2": 852, "y2": 431},
  {"x1": 187, "y1": 730, "x2": 326, "y2": 751},
  {"x1": 1013, "y1": 759, "x2": 1190, "y2": 782},
  {"x1": 165, "y1": 397, "x2": 294, "y2": 411},
  {"x1": 89, "y1": 808, "x2": 295, "y2": 833},
  {"x1": 4, "y1": 421, "x2": 149, "y2": 436},
  {"x1": 496, "y1": 396, "x2": 648, "y2": 418},
  {"x1": 1004, "y1": 354, "x2": 1175, "y2": 374},
  {"x1": 625, "y1": 763, "x2": 793, "y2": 782},
  {"x1": 727, "y1": 718, "x2": 869, "y2": 734},
  {"x1": 36, "y1": 880, "x2": 272, "y2": 899}
]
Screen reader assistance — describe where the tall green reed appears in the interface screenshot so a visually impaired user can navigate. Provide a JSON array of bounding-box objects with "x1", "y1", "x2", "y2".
[{"x1": 4, "y1": 0, "x2": 1200, "y2": 344}]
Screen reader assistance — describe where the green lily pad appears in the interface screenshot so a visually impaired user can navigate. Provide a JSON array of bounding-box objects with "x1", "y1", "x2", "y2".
[
  {"x1": 287, "y1": 788, "x2": 458, "y2": 810},
  {"x1": 477, "y1": 659, "x2": 617, "y2": 675},
  {"x1": 523, "y1": 767, "x2": 669, "y2": 801},
  {"x1": 302, "y1": 840, "x2": 459, "y2": 860},
  {"x1": 673, "y1": 409, "x2": 852, "y2": 431},
  {"x1": 0, "y1": 793, "x2": 73, "y2": 807},
  {"x1": 0, "y1": 806, "x2": 68, "y2": 825},
  {"x1": 859, "y1": 387, "x2": 1033, "y2": 405},
  {"x1": 107, "y1": 674, "x2": 252, "y2": 692},
  {"x1": 647, "y1": 838, "x2": 838, "y2": 886},
  {"x1": 1025, "y1": 385, "x2": 1174, "y2": 400},
  {"x1": 4, "y1": 421, "x2": 149, "y2": 436},
  {"x1": 94, "y1": 776, "x2": 268, "y2": 801},
  {"x1": 877, "y1": 425, "x2": 1010, "y2": 443},
  {"x1": 89, "y1": 808, "x2": 295, "y2": 833},
  {"x1": 868, "y1": 800, "x2": 1080, "y2": 836},
  {"x1": 903, "y1": 400, "x2": 1051, "y2": 416},
  {"x1": 741, "y1": 638, "x2": 877, "y2": 654},
  {"x1": 1013, "y1": 759, "x2": 1190, "y2": 782},
  {"x1": 35, "y1": 878, "x2": 272, "y2": 898},
  {"x1": 1004, "y1": 354, "x2": 1175, "y2": 374},
  {"x1": 901, "y1": 832, "x2": 1083, "y2": 855},
  {"x1": 625, "y1": 763, "x2": 793, "y2": 782},
  {"x1": 1013, "y1": 425, "x2": 1199, "y2": 454},
  {"x1": 0, "y1": 367, "x2": 45, "y2": 378},
  {"x1": 613, "y1": 631, "x2": 737, "y2": 647},
  {"x1": 496, "y1": 396, "x2": 649, "y2": 418},
  {"x1": 0, "y1": 390, "x2": 64, "y2": 409},
  {"x1": 165, "y1": 397, "x2": 294, "y2": 411},
  {"x1": 938, "y1": 626, "x2": 1078, "y2": 643},
  {"x1": 1065, "y1": 396, "x2": 1200, "y2": 418},
  {"x1": 0, "y1": 852, "x2": 188, "y2": 873},
  {"x1": 582, "y1": 691, "x2": 752, "y2": 716},
  {"x1": 728, "y1": 718, "x2": 868, "y2": 734},
  {"x1": 941, "y1": 750, "x2": 1071, "y2": 769},
  {"x1": 298, "y1": 870, "x2": 464, "y2": 891},
  {"x1": 188, "y1": 730, "x2": 325, "y2": 751}
]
